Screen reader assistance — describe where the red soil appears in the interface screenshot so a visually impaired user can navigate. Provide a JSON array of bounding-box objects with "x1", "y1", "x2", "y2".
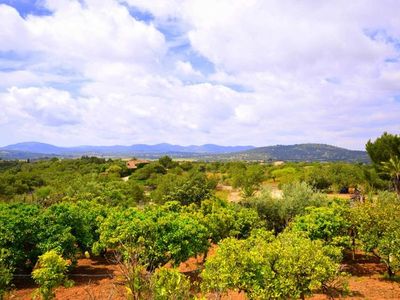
[{"x1": 6, "y1": 250, "x2": 400, "y2": 299}]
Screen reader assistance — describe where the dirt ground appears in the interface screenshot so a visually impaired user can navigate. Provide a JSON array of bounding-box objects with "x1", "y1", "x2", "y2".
[
  {"x1": 7, "y1": 256, "x2": 126, "y2": 300},
  {"x1": 7, "y1": 249, "x2": 400, "y2": 300}
]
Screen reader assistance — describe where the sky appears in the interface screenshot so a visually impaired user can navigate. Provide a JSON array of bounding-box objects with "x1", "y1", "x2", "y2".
[{"x1": 0, "y1": 0, "x2": 399, "y2": 149}]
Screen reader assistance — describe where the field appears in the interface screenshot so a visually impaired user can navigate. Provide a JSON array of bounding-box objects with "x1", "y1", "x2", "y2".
[{"x1": 1, "y1": 151, "x2": 400, "y2": 299}]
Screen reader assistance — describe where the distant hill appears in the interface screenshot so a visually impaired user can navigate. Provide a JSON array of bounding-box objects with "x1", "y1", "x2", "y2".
[
  {"x1": 0, "y1": 142, "x2": 255, "y2": 159},
  {"x1": 2, "y1": 142, "x2": 66, "y2": 154},
  {"x1": 0, "y1": 142, "x2": 369, "y2": 162},
  {"x1": 220, "y1": 144, "x2": 369, "y2": 162},
  {"x1": 0, "y1": 149, "x2": 56, "y2": 160}
]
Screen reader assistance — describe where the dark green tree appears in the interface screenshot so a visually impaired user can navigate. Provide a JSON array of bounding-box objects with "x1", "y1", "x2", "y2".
[{"x1": 366, "y1": 132, "x2": 400, "y2": 195}]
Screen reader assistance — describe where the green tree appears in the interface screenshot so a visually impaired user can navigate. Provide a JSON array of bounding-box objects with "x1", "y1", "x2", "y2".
[
  {"x1": 366, "y1": 132, "x2": 400, "y2": 166},
  {"x1": 158, "y1": 156, "x2": 177, "y2": 169},
  {"x1": 352, "y1": 192, "x2": 400, "y2": 277},
  {"x1": 161, "y1": 173, "x2": 215, "y2": 205},
  {"x1": 201, "y1": 230, "x2": 342, "y2": 300},
  {"x1": 94, "y1": 205, "x2": 209, "y2": 271},
  {"x1": 231, "y1": 164, "x2": 265, "y2": 198},
  {"x1": 381, "y1": 156, "x2": 400, "y2": 196},
  {"x1": 0, "y1": 249, "x2": 13, "y2": 300},
  {"x1": 151, "y1": 267, "x2": 191, "y2": 300},
  {"x1": 32, "y1": 250, "x2": 72, "y2": 300},
  {"x1": 242, "y1": 182, "x2": 328, "y2": 233},
  {"x1": 366, "y1": 132, "x2": 400, "y2": 194},
  {"x1": 289, "y1": 202, "x2": 352, "y2": 248},
  {"x1": 0, "y1": 203, "x2": 41, "y2": 269}
]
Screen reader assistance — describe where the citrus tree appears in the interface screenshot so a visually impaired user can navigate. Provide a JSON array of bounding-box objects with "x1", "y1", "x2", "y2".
[
  {"x1": 0, "y1": 249, "x2": 13, "y2": 300},
  {"x1": 289, "y1": 201, "x2": 352, "y2": 248},
  {"x1": 94, "y1": 204, "x2": 209, "y2": 271},
  {"x1": 352, "y1": 192, "x2": 400, "y2": 277},
  {"x1": 32, "y1": 250, "x2": 72, "y2": 300},
  {"x1": 201, "y1": 230, "x2": 342, "y2": 299},
  {"x1": 151, "y1": 267, "x2": 191, "y2": 300}
]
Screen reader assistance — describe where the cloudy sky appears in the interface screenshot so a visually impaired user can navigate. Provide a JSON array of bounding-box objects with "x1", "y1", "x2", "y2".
[{"x1": 0, "y1": 0, "x2": 399, "y2": 149}]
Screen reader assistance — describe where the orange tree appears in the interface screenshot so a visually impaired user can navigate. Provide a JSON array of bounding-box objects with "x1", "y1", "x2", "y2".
[{"x1": 201, "y1": 229, "x2": 342, "y2": 300}]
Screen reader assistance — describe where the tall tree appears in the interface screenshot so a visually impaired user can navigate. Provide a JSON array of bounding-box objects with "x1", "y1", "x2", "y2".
[
  {"x1": 366, "y1": 132, "x2": 400, "y2": 195},
  {"x1": 381, "y1": 156, "x2": 400, "y2": 196},
  {"x1": 366, "y1": 132, "x2": 400, "y2": 165}
]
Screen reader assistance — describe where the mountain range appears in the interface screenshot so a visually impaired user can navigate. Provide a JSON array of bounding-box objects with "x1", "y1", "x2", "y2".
[{"x1": 0, "y1": 142, "x2": 370, "y2": 162}]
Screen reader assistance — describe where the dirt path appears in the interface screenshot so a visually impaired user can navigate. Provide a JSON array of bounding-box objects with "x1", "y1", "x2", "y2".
[{"x1": 216, "y1": 184, "x2": 242, "y2": 202}]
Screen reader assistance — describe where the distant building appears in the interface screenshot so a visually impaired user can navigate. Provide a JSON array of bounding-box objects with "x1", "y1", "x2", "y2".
[{"x1": 126, "y1": 159, "x2": 150, "y2": 169}]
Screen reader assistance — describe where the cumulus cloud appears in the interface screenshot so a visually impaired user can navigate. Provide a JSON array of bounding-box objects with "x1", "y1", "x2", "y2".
[{"x1": 0, "y1": 0, "x2": 399, "y2": 148}]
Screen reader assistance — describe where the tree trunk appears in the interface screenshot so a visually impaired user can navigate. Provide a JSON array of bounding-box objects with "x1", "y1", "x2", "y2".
[
  {"x1": 202, "y1": 249, "x2": 209, "y2": 264},
  {"x1": 394, "y1": 174, "x2": 400, "y2": 197},
  {"x1": 388, "y1": 264, "x2": 394, "y2": 277}
]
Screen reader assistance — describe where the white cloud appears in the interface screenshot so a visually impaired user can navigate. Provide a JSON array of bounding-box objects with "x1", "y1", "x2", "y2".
[{"x1": 0, "y1": 0, "x2": 399, "y2": 149}]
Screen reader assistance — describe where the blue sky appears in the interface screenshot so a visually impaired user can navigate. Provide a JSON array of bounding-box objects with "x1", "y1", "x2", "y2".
[{"x1": 0, "y1": 0, "x2": 399, "y2": 149}]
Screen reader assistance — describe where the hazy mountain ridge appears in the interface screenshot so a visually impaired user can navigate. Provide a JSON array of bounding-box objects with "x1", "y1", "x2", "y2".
[
  {"x1": 0, "y1": 142, "x2": 369, "y2": 162},
  {"x1": 223, "y1": 143, "x2": 369, "y2": 162},
  {"x1": 1, "y1": 142, "x2": 255, "y2": 157}
]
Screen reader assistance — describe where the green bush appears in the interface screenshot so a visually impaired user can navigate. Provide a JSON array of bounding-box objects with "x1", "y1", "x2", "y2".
[
  {"x1": 0, "y1": 249, "x2": 13, "y2": 300},
  {"x1": 352, "y1": 192, "x2": 400, "y2": 277},
  {"x1": 151, "y1": 267, "x2": 191, "y2": 300},
  {"x1": 32, "y1": 250, "x2": 72, "y2": 300},
  {"x1": 289, "y1": 202, "x2": 352, "y2": 248},
  {"x1": 201, "y1": 230, "x2": 343, "y2": 300}
]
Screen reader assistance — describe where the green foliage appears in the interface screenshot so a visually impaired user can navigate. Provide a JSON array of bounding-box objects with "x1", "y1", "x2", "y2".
[
  {"x1": 151, "y1": 267, "x2": 191, "y2": 300},
  {"x1": 231, "y1": 164, "x2": 265, "y2": 198},
  {"x1": 366, "y1": 132, "x2": 400, "y2": 195},
  {"x1": 0, "y1": 249, "x2": 13, "y2": 300},
  {"x1": 194, "y1": 198, "x2": 262, "y2": 244},
  {"x1": 366, "y1": 132, "x2": 400, "y2": 167},
  {"x1": 158, "y1": 156, "x2": 177, "y2": 169},
  {"x1": 270, "y1": 166, "x2": 299, "y2": 184},
  {"x1": 380, "y1": 156, "x2": 400, "y2": 195},
  {"x1": 352, "y1": 192, "x2": 400, "y2": 276},
  {"x1": 32, "y1": 250, "x2": 72, "y2": 300},
  {"x1": 0, "y1": 203, "x2": 41, "y2": 268},
  {"x1": 106, "y1": 164, "x2": 123, "y2": 176},
  {"x1": 157, "y1": 173, "x2": 215, "y2": 205},
  {"x1": 131, "y1": 163, "x2": 166, "y2": 181},
  {"x1": 280, "y1": 182, "x2": 328, "y2": 223},
  {"x1": 243, "y1": 182, "x2": 328, "y2": 232},
  {"x1": 289, "y1": 202, "x2": 352, "y2": 248},
  {"x1": 94, "y1": 204, "x2": 210, "y2": 270},
  {"x1": 0, "y1": 201, "x2": 107, "y2": 271},
  {"x1": 115, "y1": 246, "x2": 151, "y2": 300},
  {"x1": 303, "y1": 163, "x2": 366, "y2": 192},
  {"x1": 201, "y1": 230, "x2": 342, "y2": 299}
]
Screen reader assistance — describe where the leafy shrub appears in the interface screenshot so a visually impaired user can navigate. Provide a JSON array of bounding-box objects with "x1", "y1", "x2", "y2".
[
  {"x1": 242, "y1": 182, "x2": 328, "y2": 233},
  {"x1": 201, "y1": 230, "x2": 343, "y2": 300},
  {"x1": 32, "y1": 250, "x2": 72, "y2": 300},
  {"x1": 94, "y1": 205, "x2": 210, "y2": 271},
  {"x1": 289, "y1": 202, "x2": 352, "y2": 248},
  {"x1": 0, "y1": 249, "x2": 13, "y2": 300},
  {"x1": 352, "y1": 192, "x2": 400, "y2": 276},
  {"x1": 151, "y1": 267, "x2": 191, "y2": 300}
]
